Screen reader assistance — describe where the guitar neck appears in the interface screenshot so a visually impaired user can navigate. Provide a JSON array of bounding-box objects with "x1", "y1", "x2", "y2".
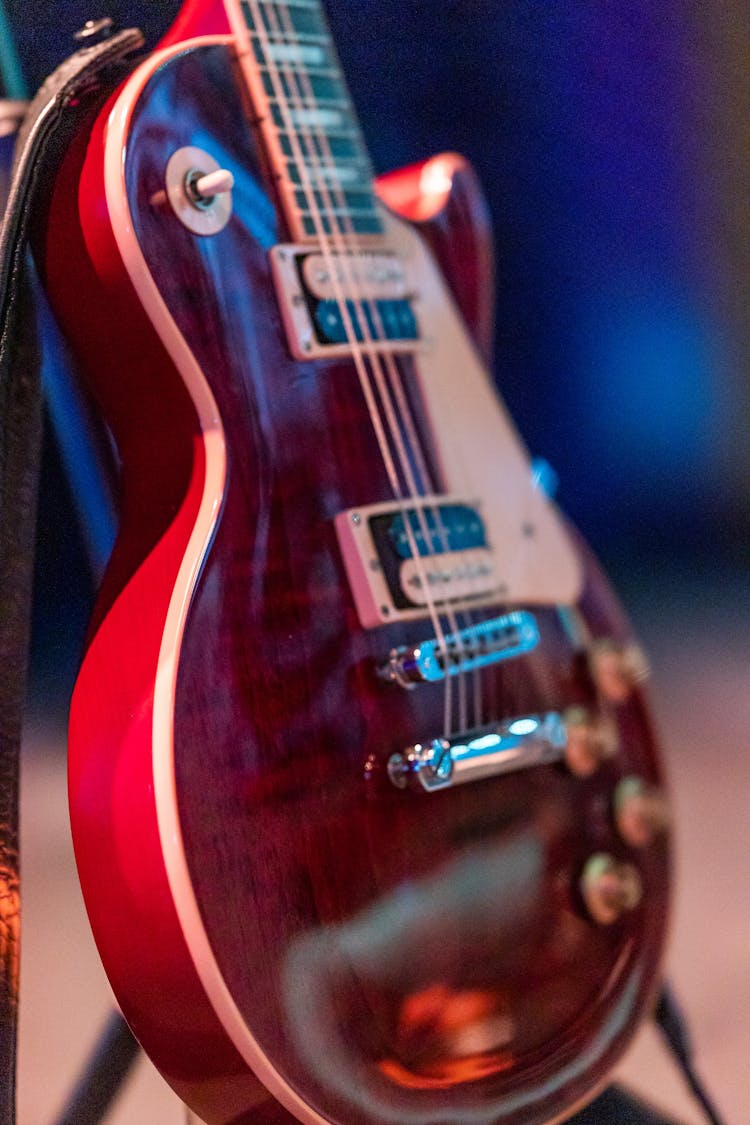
[{"x1": 227, "y1": 0, "x2": 385, "y2": 244}]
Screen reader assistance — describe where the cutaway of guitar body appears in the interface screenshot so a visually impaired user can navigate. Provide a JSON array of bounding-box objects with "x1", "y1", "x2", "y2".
[{"x1": 36, "y1": 4, "x2": 670, "y2": 1123}]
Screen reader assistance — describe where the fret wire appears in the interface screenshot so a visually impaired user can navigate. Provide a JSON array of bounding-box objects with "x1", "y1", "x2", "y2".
[
  {"x1": 258, "y1": 64, "x2": 340, "y2": 78},
  {"x1": 265, "y1": 92, "x2": 351, "y2": 109},
  {"x1": 256, "y1": 62, "x2": 349, "y2": 102},
  {"x1": 259, "y1": 60, "x2": 344, "y2": 83},
  {"x1": 286, "y1": 152, "x2": 369, "y2": 163},
  {"x1": 276, "y1": 129, "x2": 359, "y2": 142},
  {"x1": 280, "y1": 132, "x2": 360, "y2": 144},
  {"x1": 258, "y1": 59, "x2": 343, "y2": 78},
  {"x1": 242, "y1": 1, "x2": 327, "y2": 38},
  {"x1": 284, "y1": 103, "x2": 353, "y2": 117},
  {"x1": 276, "y1": 128, "x2": 364, "y2": 153},
  {"x1": 299, "y1": 151, "x2": 370, "y2": 191},
  {"x1": 286, "y1": 160, "x2": 372, "y2": 176},
  {"x1": 237, "y1": 2, "x2": 458, "y2": 704},
  {"x1": 290, "y1": 182, "x2": 374, "y2": 201},
  {"x1": 239, "y1": 0, "x2": 383, "y2": 238},
  {"x1": 290, "y1": 183, "x2": 377, "y2": 201},
  {"x1": 255, "y1": 0, "x2": 319, "y2": 8},
  {"x1": 296, "y1": 208, "x2": 381, "y2": 218},
  {"x1": 288, "y1": 181, "x2": 377, "y2": 199},
  {"x1": 244, "y1": 5, "x2": 455, "y2": 680},
  {"x1": 271, "y1": 97, "x2": 352, "y2": 108},
  {"x1": 288, "y1": 174, "x2": 374, "y2": 192},
  {"x1": 251, "y1": 37, "x2": 332, "y2": 60},
  {"x1": 269, "y1": 104, "x2": 360, "y2": 127},
  {"x1": 253, "y1": 31, "x2": 329, "y2": 44},
  {"x1": 262, "y1": 80, "x2": 349, "y2": 103},
  {"x1": 243, "y1": 2, "x2": 355, "y2": 113},
  {"x1": 279, "y1": 131, "x2": 360, "y2": 147},
  {"x1": 285, "y1": 158, "x2": 371, "y2": 168},
  {"x1": 301, "y1": 218, "x2": 384, "y2": 235},
  {"x1": 276, "y1": 123, "x2": 360, "y2": 136}
]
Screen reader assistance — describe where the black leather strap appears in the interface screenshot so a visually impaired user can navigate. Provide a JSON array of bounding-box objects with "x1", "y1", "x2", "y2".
[
  {"x1": 0, "y1": 246, "x2": 38, "y2": 1125},
  {"x1": 0, "y1": 27, "x2": 143, "y2": 1124}
]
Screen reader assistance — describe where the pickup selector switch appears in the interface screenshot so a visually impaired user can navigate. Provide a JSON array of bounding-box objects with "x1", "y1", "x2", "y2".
[
  {"x1": 185, "y1": 167, "x2": 235, "y2": 206},
  {"x1": 164, "y1": 146, "x2": 233, "y2": 236}
]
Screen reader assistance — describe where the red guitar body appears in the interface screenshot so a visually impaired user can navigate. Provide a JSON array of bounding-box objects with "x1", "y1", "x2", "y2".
[{"x1": 37, "y1": 4, "x2": 670, "y2": 1123}]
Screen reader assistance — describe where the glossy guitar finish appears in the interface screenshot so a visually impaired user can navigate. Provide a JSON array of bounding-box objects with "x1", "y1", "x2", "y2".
[{"x1": 38, "y1": 5, "x2": 670, "y2": 1124}]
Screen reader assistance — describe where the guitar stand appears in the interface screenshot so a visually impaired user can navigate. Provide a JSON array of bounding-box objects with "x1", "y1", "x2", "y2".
[
  {"x1": 51, "y1": 1012, "x2": 140, "y2": 1125},
  {"x1": 50, "y1": 1010, "x2": 690, "y2": 1125}
]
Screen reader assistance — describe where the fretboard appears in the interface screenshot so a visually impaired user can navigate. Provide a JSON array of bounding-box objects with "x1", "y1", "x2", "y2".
[{"x1": 232, "y1": 0, "x2": 384, "y2": 244}]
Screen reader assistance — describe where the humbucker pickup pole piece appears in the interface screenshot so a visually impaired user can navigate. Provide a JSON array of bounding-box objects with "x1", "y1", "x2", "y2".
[
  {"x1": 271, "y1": 244, "x2": 422, "y2": 359},
  {"x1": 334, "y1": 496, "x2": 503, "y2": 627}
]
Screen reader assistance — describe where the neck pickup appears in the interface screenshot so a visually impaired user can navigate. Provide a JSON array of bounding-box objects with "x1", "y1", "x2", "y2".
[{"x1": 271, "y1": 245, "x2": 421, "y2": 360}]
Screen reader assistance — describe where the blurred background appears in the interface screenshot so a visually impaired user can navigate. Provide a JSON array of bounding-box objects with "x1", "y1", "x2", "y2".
[{"x1": 2, "y1": 0, "x2": 747, "y2": 1121}]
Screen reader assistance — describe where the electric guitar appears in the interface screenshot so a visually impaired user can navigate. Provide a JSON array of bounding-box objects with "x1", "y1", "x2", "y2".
[{"x1": 38, "y1": 2, "x2": 670, "y2": 1122}]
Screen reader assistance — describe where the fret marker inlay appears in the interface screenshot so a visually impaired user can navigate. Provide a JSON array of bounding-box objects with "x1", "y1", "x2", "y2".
[{"x1": 233, "y1": 0, "x2": 384, "y2": 243}]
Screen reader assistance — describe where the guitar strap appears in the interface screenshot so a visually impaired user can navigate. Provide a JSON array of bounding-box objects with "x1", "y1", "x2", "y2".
[{"x1": 0, "y1": 27, "x2": 143, "y2": 1124}]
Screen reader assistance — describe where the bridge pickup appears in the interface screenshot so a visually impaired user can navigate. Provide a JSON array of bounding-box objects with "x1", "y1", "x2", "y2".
[
  {"x1": 335, "y1": 496, "x2": 504, "y2": 627},
  {"x1": 388, "y1": 712, "x2": 568, "y2": 792},
  {"x1": 271, "y1": 244, "x2": 422, "y2": 359},
  {"x1": 381, "y1": 610, "x2": 539, "y2": 687}
]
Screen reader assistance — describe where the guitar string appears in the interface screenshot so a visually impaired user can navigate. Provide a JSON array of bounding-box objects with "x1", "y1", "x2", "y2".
[
  {"x1": 274, "y1": 5, "x2": 498, "y2": 733},
  {"x1": 240, "y1": 0, "x2": 439, "y2": 593},
  {"x1": 258, "y1": 0, "x2": 474, "y2": 732},
  {"x1": 266, "y1": 0, "x2": 496, "y2": 735},
  {"x1": 244, "y1": 2, "x2": 479, "y2": 738},
  {"x1": 241, "y1": 4, "x2": 436, "y2": 564},
  {"x1": 252, "y1": 0, "x2": 490, "y2": 734},
  {"x1": 273, "y1": 0, "x2": 492, "y2": 736},
  {"x1": 255, "y1": 0, "x2": 472, "y2": 729},
  {"x1": 248, "y1": 0, "x2": 544, "y2": 738},
  {"x1": 244, "y1": 0, "x2": 474, "y2": 735}
]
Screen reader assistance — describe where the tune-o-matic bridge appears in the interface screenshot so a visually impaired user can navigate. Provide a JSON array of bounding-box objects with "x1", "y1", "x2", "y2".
[
  {"x1": 381, "y1": 610, "x2": 539, "y2": 687},
  {"x1": 270, "y1": 244, "x2": 421, "y2": 359},
  {"x1": 335, "y1": 496, "x2": 503, "y2": 627}
]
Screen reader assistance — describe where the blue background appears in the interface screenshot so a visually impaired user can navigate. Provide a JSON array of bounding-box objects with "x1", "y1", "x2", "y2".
[{"x1": 3, "y1": 0, "x2": 747, "y2": 696}]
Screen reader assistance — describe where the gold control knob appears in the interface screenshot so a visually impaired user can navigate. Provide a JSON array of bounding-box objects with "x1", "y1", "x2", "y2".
[
  {"x1": 563, "y1": 706, "x2": 617, "y2": 777},
  {"x1": 589, "y1": 639, "x2": 650, "y2": 703},
  {"x1": 581, "y1": 853, "x2": 643, "y2": 925},
  {"x1": 615, "y1": 777, "x2": 670, "y2": 848}
]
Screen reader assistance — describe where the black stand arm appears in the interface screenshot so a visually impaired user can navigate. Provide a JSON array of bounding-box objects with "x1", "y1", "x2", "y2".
[{"x1": 52, "y1": 1012, "x2": 140, "y2": 1125}]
